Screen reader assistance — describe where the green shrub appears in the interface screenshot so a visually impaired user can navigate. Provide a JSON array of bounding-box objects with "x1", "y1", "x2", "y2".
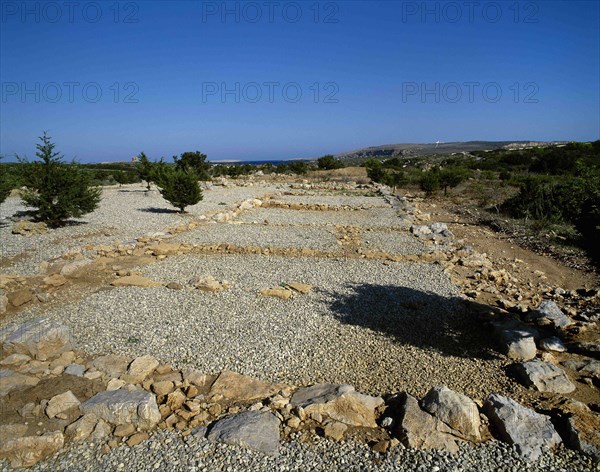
[
  {"x1": 317, "y1": 155, "x2": 344, "y2": 170},
  {"x1": 0, "y1": 159, "x2": 14, "y2": 204},
  {"x1": 18, "y1": 132, "x2": 101, "y2": 226},
  {"x1": 287, "y1": 161, "x2": 308, "y2": 175},
  {"x1": 501, "y1": 176, "x2": 600, "y2": 264},
  {"x1": 439, "y1": 168, "x2": 469, "y2": 195},
  {"x1": 420, "y1": 169, "x2": 441, "y2": 194},
  {"x1": 174, "y1": 151, "x2": 211, "y2": 181},
  {"x1": 157, "y1": 168, "x2": 203, "y2": 213}
]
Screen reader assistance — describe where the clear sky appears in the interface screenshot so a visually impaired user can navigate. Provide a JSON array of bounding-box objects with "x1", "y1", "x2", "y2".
[{"x1": 1, "y1": 0, "x2": 599, "y2": 162}]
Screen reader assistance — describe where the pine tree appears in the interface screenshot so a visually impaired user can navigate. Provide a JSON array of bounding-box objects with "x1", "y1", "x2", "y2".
[
  {"x1": 0, "y1": 158, "x2": 12, "y2": 204},
  {"x1": 158, "y1": 168, "x2": 203, "y2": 213},
  {"x1": 173, "y1": 151, "x2": 211, "y2": 181},
  {"x1": 135, "y1": 152, "x2": 154, "y2": 190},
  {"x1": 19, "y1": 132, "x2": 101, "y2": 226}
]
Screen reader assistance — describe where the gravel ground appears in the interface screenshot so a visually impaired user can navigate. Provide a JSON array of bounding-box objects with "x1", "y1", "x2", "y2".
[
  {"x1": 238, "y1": 208, "x2": 408, "y2": 229},
  {"x1": 171, "y1": 222, "x2": 340, "y2": 251},
  {"x1": 3, "y1": 187, "x2": 597, "y2": 472},
  {"x1": 362, "y1": 229, "x2": 428, "y2": 255},
  {"x1": 11, "y1": 254, "x2": 516, "y2": 400},
  {"x1": 275, "y1": 194, "x2": 389, "y2": 208},
  {"x1": 7, "y1": 429, "x2": 596, "y2": 472},
  {"x1": 0, "y1": 184, "x2": 279, "y2": 275}
]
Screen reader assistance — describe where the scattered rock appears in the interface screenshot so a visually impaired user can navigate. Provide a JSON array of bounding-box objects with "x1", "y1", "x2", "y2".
[
  {"x1": 150, "y1": 243, "x2": 182, "y2": 256},
  {"x1": 182, "y1": 369, "x2": 214, "y2": 388},
  {"x1": 152, "y1": 380, "x2": 175, "y2": 396},
  {"x1": 11, "y1": 220, "x2": 47, "y2": 236},
  {"x1": 0, "y1": 369, "x2": 40, "y2": 396},
  {"x1": 421, "y1": 386, "x2": 481, "y2": 441},
  {"x1": 259, "y1": 287, "x2": 293, "y2": 300},
  {"x1": 122, "y1": 355, "x2": 159, "y2": 384},
  {"x1": 80, "y1": 390, "x2": 161, "y2": 430},
  {"x1": 539, "y1": 337, "x2": 567, "y2": 352},
  {"x1": 286, "y1": 283, "x2": 313, "y2": 294},
  {"x1": 49, "y1": 351, "x2": 76, "y2": 369},
  {"x1": 514, "y1": 360, "x2": 576, "y2": 393},
  {"x1": 106, "y1": 379, "x2": 126, "y2": 391},
  {"x1": 43, "y1": 274, "x2": 67, "y2": 287},
  {"x1": 110, "y1": 275, "x2": 162, "y2": 288},
  {"x1": 0, "y1": 291, "x2": 7, "y2": 314},
  {"x1": 64, "y1": 364, "x2": 85, "y2": 377},
  {"x1": 483, "y1": 393, "x2": 561, "y2": 461},
  {"x1": 562, "y1": 359, "x2": 600, "y2": 379},
  {"x1": 114, "y1": 423, "x2": 136, "y2": 437},
  {"x1": 46, "y1": 390, "x2": 81, "y2": 419},
  {"x1": 207, "y1": 411, "x2": 280, "y2": 455},
  {"x1": 410, "y1": 225, "x2": 433, "y2": 239},
  {"x1": 7, "y1": 289, "x2": 34, "y2": 307},
  {"x1": 290, "y1": 383, "x2": 383, "y2": 427},
  {"x1": 0, "y1": 431, "x2": 63, "y2": 468},
  {"x1": 529, "y1": 300, "x2": 573, "y2": 329},
  {"x1": 60, "y1": 259, "x2": 93, "y2": 277},
  {"x1": 127, "y1": 432, "x2": 149, "y2": 447},
  {"x1": 323, "y1": 421, "x2": 347, "y2": 441},
  {"x1": 394, "y1": 393, "x2": 460, "y2": 453},
  {"x1": 209, "y1": 370, "x2": 280, "y2": 402},
  {"x1": 65, "y1": 414, "x2": 98, "y2": 442},
  {"x1": 0, "y1": 318, "x2": 73, "y2": 361},
  {"x1": 166, "y1": 390, "x2": 186, "y2": 411},
  {"x1": 91, "y1": 354, "x2": 130, "y2": 378},
  {"x1": 492, "y1": 321, "x2": 537, "y2": 361},
  {"x1": 0, "y1": 353, "x2": 31, "y2": 366},
  {"x1": 372, "y1": 440, "x2": 390, "y2": 453},
  {"x1": 90, "y1": 420, "x2": 113, "y2": 441},
  {"x1": 189, "y1": 275, "x2": 231, "y2": 292}
]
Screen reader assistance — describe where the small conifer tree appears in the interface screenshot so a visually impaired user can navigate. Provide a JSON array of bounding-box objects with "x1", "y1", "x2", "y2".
[
  {"x1": 19, "y1": 132, "x2": 101, "y2": 226},
  {"x1": 158, "y1": 168, "x2": 203, "y2": 213}
]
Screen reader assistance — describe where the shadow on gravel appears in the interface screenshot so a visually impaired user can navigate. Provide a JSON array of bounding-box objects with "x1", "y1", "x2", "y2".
[
  {"x1": 139, "y1": 207, "x2": 179, "y2": 214},
  {"x1": 328, "y1": 283, "x2": 501, "y2": 360}
]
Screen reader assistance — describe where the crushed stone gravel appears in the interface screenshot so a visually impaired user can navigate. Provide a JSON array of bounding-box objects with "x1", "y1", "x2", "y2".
[{"x1": 11, "y1": 254, "x2": 517, "y2": 400}]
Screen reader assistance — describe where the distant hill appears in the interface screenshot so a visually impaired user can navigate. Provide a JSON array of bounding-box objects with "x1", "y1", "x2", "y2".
[{"x1": 332, "y1": 141, "x2": 566, "y2": 160}]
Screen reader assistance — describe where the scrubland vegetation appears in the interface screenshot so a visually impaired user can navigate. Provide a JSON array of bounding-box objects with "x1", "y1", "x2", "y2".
[
  {"x1": 363, "y1": 142, "x2": 600, "y2": 267},
  {"x1": 1, "y1": 138, "x2": 598, "y2": 266}
]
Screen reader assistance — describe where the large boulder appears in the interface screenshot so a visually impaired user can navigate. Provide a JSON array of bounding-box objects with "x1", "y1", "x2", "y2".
[
  {"x1": 529, "y1": 300, "x2": 573, "y2": 329},
  {"x1": 483, "y1": 393, "x2": 561, "y2": 461},
  {"x1": 207, "y1": 411, "x2": 280, "y2": 455},
  {"x1": 0, "y1": 318, "x2": 73, "y2": 361},
  {"x1": 421, "y1": 386, "x2": 481, "y2": 441},
  {"x1": 394, "y1": 393, "x2": 460, "y2": 453},
  {"x1": 290, "y1": 383, "x2": 383, "y2": 427},
  {"x1": 514, "y1": 360, "x2": 576, "y2": 393},
  {"x1": 0, "y1": 431, "x2": 63, "y2": 468},
  {"x1": 80, "y1": 390, "x2": 161, "y2": 430},
  {"x1": 209, "y1": 370, "x2": 280, "y2": 402}
]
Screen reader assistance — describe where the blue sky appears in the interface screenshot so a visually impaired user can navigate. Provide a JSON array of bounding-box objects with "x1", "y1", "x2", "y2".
[{"x1": 1, "y1": 0, "x2": 599, "y2": 162}]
